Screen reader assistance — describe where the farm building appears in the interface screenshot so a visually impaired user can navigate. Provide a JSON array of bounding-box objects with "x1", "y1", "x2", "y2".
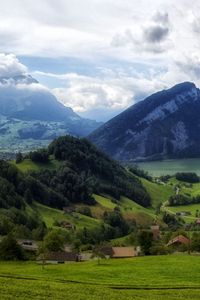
[
  {"x1": 101, "y1": 247, "x2": 140, "y2": 258},
  {"x1": 37, "y1": 251, "x2": 78, "y2": 264},
  {"x1": 17, "y1": 239, "x2": 38, "y2": 252},
  {"x1": 167, "y1": 235, "x2": 190, "y2": 247}
]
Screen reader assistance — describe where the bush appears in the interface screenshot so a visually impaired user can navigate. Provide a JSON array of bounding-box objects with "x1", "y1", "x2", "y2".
[
  {"x1": 150, "y1": 244, "x2": 170, "y2": 255},
  {"x1": 175, "y1": 172, "x2": 199, "y2": 183},
  {"x1": 0, "y1": 234, "x2": 25, "y2": 260}
]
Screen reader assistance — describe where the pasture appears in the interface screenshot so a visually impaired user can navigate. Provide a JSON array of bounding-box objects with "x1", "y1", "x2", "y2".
[{"x1": 1, "y1": 255, "x2": 200, "y2": 299}]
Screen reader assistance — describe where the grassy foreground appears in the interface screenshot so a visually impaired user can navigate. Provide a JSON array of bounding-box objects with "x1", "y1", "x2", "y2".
[{"x1": 1, "y1": 255, "x2": 200, "y2": 299}]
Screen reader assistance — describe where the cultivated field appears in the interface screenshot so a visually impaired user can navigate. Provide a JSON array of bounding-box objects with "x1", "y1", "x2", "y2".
[{"x1": 1, "y1": 255, "x2": 200, "y2": 300}]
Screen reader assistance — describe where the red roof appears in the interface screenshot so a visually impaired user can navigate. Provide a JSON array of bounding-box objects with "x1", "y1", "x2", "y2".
[{"x1": 167, "y1": 235, "x2": 190, "y2": 246}]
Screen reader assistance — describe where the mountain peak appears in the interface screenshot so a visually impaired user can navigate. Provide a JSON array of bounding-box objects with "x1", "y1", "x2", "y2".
[{"x1": 89, "y1": 82, "x2": 200, "y2": 161}]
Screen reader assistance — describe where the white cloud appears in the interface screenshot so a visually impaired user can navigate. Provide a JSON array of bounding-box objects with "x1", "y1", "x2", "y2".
[
  {"x1": 0, "y1": 53, "x2": 27, "y2": 77},
  {"x1": 0, "y1": 0, "x2": 197, "y2": 60},
  {"x1": 50, "y1": 70, "x2": 165, "y2": 121}
]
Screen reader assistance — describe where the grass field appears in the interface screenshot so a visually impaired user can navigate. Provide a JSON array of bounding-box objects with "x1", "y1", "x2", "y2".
[
  {"x1": 140, "y1": 178, "x2": 174, "y2": 208},
  {"x1": 12, "y1": 157, "x2": 61, "y2": 172},
  {"x1": 166, "y1": 203, "x2": 200, "y2": 220},
  {"x1": 1, "y1": 255, "x2": 200, "y2": 299},
  {"x1": 137, "y1": 158, "x2": 200, "y2": 176},
  {"x1": 34, "y1": 202, "x2": 100, "y2": 229}
]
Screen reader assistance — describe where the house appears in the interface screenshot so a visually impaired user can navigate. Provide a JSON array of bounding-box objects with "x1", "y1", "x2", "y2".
[
  {"x1": 167, "y1": 235, "x2": 190, "y2": 247},
  {"x1": 176, "y1": 211, "x2": 191, "y2": 216},
  {"x1": 101, "y1": 246, "x2": 140, "y2": 258},
  {"x1": 150, "y1": 225, "x2": 160, "y2": 240},
  {"x1": 60, "y1": 220, "x2": 75, "y2": 230},
  {"x1": 37, "y1": 251, "x2": 78, "y2": 264},
  {"x1": 17, "y1": 239, "x2": 38, "y2": 252}
]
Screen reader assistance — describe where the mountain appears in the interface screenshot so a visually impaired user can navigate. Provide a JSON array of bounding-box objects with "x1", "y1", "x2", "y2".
[
  {"x1": 0, "y1": 74, "x2": 102, "y2": 152},
  {"x1": 89, "y1": 82, "x2": 200, "y2": 161}
]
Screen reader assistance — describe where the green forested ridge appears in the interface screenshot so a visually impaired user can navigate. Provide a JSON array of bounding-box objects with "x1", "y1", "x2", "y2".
[{"x1": 0, "y1": 135, "x2": 152, "y2": 241}]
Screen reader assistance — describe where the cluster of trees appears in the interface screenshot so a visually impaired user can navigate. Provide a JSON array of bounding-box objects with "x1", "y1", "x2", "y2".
[
  {"x1": 128, "y1": 165, "x2": 152, "y2": 181},
  {"x1": 169, "y1": 194, "x2": 200, "y2": 206},
  {"x1": 29, "y1": 149, "x2": 49, "y2": 163},
  {"x1": 175, "y1": 172, "x2": 199, "y2": 183},
  {"x1": 103, "y1": 209, "x2": 130, "y2": 237},
  {"x1": 0, "y1": 234, "x2": 25, "y2": 260},
  {"x1": 47, "y1": 136, "x2": 151, "y2": 207},
  {"x1": 0, "y1": 208, "x2": 47, "y2": 240},
  {"x1": 162, "y1": 212, "x2": 183, "y2": 229}
]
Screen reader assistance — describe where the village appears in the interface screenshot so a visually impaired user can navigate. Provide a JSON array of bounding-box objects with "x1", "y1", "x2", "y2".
[{"x1": 14, "y1": 224, "x2": 193, "y2": 265}]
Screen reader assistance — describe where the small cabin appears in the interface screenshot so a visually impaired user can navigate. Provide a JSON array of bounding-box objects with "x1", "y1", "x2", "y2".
[
  {"x1": 101, "y1": 246, "x2": 140, "y2": 258},
  {"x1": 37, "y1": 251, "x2": 78, "y2": 264},
  {"x1": 167, "y1": 235, "x2": 190, "y2": 247},
  {"x1": 17, "y1": 239, "x2": 38, "y2": 252}
]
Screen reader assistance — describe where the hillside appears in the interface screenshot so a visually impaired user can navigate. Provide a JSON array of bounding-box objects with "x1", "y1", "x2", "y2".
[
  {"x1": 89, "y1": 82, "x2": 200, "y2": 161},
  {"x1": 0, "y1": 135, "x2": 152, "y2": 242}
]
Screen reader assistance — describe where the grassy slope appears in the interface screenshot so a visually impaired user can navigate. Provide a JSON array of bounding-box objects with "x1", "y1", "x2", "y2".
[
  {"x1": 140, "y1": 178, "x2": 174, "y2": 208},
  {"x1": 33, "y1": 202, "x2": 100, "y2": 229},
  {"x1": 12, "y1": 156, "x2": 61, "y2": 172},
  {"x1": 13, "y1": 157, "x2": 158, "y2": 227},
  {"x1": 1, "y1": 255, "x2": 200, "y2": 299},
  {"x1": 94, "y1": 194, "x2": 156, "y2": 226}
]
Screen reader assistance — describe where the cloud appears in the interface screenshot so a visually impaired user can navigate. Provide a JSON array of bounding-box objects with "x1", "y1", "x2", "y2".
[
  {"x1": 0, "y1": 53, "x2": 27, "y2": 78},
  {"x1": 143, "y1": 25, "x2": 169, "y2": 43},
  {"x1": 49, "y1": 70, "x2": 165, "y2": 121},
  {"x1": 111, "y1": 11, "x2": 171, "y2": 54}
]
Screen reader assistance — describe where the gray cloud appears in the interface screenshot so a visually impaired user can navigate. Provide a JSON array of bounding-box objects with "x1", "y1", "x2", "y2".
[
  {"x1": 111, "y1": 11, "x2": 171, "y2": 54},
  {"x1": 143, "y1": 25, "x2": 169, "y2": 43}
]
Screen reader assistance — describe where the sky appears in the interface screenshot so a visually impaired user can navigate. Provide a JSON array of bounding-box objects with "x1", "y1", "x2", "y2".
[{"x1": 0, "y1": 0, "x2": 200, "y2": 121}]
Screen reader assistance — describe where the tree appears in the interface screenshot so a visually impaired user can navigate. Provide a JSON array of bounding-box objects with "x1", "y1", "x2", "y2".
[
  {"x1": 43, "y1": 230, "x2": 64, "y2": 252},
  {"x1": 0, "y1": 234, "x2": 25, "y2": 260},
  {"x1": 138, "y1": 231, "x2": 153, "y2": 255},
  {"x1": 24, "y1": 188, "x2": 33, "y2": 204},
  {"x1": 16, "y1": 152, "x2": 23, "y2": 164},
  {"x1": 92, "y1": 244, "x2": 106, "y2": 265},
  {"x1": 191, "y1": 233, "x2": 200, "y2": 252}
]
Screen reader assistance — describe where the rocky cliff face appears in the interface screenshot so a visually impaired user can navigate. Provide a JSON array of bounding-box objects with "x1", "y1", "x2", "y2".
[{"x1": 89, "y1": 82, "x2": 200, "y2": 161}]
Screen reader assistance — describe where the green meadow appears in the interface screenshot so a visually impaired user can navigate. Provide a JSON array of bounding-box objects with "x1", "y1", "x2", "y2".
[{"x1": 1, "y1": 255, "x2": 200, "y2": 300}]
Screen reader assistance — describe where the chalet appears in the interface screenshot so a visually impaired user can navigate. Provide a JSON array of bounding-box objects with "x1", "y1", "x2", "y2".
[
  {"x1": 60, "y1": 220, "x2": 75, "y2": 230},
  {"x1": 17, "y1": 239, "x2": 38, "y2": 252},
  {"x1": 167, "y1": 235, "x2": 190, "y2": 247},
  {"x1": 37, "y1": 251, "x2": 78, "y2": 264},
  {"x1": 101, "y1": 246, "x2": 140, "y2": 258}
]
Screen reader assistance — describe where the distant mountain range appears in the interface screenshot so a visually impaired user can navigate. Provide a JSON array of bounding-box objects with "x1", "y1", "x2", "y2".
[
  {"x1": 0, "y1": 74, "x2": 102, "y2": 152},
  {"x1": 89, "y1": 82, "x2": 200, "y2": 161}
]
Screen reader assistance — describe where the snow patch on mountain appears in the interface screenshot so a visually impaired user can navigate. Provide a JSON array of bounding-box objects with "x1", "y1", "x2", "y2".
[
  {"x1": 171, "y1": 121, "x2": 188, "y2": 151},
  {"x1": 140, "y1": 87, "x2": 198, "y2": 125}
]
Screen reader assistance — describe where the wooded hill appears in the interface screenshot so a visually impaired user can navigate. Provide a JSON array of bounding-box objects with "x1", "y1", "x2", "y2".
[{"x1": 0, "y1": 135, "x2": 151, "y2": 240}]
